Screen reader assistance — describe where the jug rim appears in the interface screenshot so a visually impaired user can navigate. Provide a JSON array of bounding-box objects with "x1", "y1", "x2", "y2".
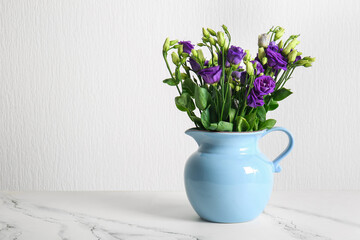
[{"x1": 185, "y1": 128, "x2": 266, "y2": 135}]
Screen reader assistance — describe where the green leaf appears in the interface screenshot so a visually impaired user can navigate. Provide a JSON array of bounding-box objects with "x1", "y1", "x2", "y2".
[
  {"x1": 182, "y1": 77, "x2": 196, "y2": 97},
  {"x1": 259, "y1": 119, "x2": 277, "y2": 130},
  {"x1": 216, "y1": 121, "x2": 233, "y2": 132},
  {"x1": 245, "y1": 112, "x2": 257, "y2": 130},
  {"x1": 175, "y1": 92, "x2": 195, "y2": 112},
  {"x1": 229, "y1": 108, "x2": 236, "y2": 123},
  {"x1": 209, "y1": 123, "x2": 218, "y2": 130},
  {"x1": 272, "y1": 88, "x2": 293, "y2": 101},
  {"x1": 163, "y1": 78, "x2": 178, "y2": 86},
  {"x1": 201, "y1": 108, "x2": 210, "y2": 129},
  {"x1": 268, "y1": 98, "x2": 279, "y2": 111},
  {"x1": 257, "y1": 106, "x2": 266, "y2": 122},
  {"x1": 195, "y1": 86, "x2": 210, "y2": 110},
  {"x1": 235, "y1": 116, "x2": 250, "y2": 132}
]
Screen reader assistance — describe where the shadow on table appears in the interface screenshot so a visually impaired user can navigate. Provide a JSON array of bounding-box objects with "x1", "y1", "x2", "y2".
[{"x1": 102, "y1": 192, "x2": 204, "y2": 223}]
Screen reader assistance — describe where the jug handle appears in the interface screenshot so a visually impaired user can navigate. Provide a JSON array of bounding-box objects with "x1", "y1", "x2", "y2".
[{"x1": 261, "y1": 127, "x2": 294, "y2": 173}]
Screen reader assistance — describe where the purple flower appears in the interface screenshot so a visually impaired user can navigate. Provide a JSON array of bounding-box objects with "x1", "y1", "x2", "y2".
[
  {"x1": 198, "y1": 65, "x2": 222, "y2": 84},
  {"x1": 251, "y1": 60, "x2": 264, "y2": 75},
  {"x1": 247, "y1": 90, "x2": 264, "y2": 108},
  {"x1": 253, "y1": 75, "x2": 275, "y2": 96},
  {"x1": 294, "y1": 55, "x2": 301, "y2": 63},
  {"x1": 267, "y1": 41, "x2": 279, "y2": 52},
  {"x1": 179, "y1": 41, "x2": 194, "y2": 54},
  {"x1": 227, "y1": 45, "x2": 246, "y2": 65},
  {"x1": 204, "y1": 60, "x2": 209, "y2": 67},
  {"x1": 188, "y1": 58, "x2": 201, "y2": 72},
  {"x1": 266, "y1": 48, "x2": 287, "y2": 71}
]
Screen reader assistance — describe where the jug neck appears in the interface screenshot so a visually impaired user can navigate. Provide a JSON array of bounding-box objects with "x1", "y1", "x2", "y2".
[{"x1": 185, "y1": 129, "x2": 265, "y2": 154}]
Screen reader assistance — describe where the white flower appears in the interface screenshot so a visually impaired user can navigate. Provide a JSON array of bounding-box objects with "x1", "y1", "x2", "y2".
[{"x1": 258, "y1": 33, "x2": 270, "y2": 48}]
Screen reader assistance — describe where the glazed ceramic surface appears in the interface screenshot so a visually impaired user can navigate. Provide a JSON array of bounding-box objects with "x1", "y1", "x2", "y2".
[{"x1": 184, "y1": 127, "x2": 293, "y2": 223}]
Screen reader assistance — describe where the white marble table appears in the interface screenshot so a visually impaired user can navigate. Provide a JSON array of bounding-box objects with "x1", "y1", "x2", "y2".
[{"x1": 0, "y1": 191, "x2": 359, "y2": 240}]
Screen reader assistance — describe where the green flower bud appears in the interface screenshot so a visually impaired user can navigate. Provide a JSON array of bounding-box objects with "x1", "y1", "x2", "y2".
[
  {"x1": 270, "y1": 72, "x2": 274, "y2": 77},
  {"x1": 181, "y1": 57, "x2": 187, "y2": 64},
  {"x1": 217, "y1": 32, "x2": 225, "y2": 47},
  {"x1": 197, "y1": 49, "x2": 205, "y2": 63},
  {"x1": 229, "y1": 82, "x2": 235, "y2": 89},
  {"x1": 170, "y1": 39, "x2": 178, "y2": 46},
  {"x1": 213, "y1": 52, "x2": 218, "y2": 61},
  {"x1": 207, "y1": 28, "x2": 217, "y2": 36},
  {"x1": 303, "y1": 56, "x2": 316, "y2": 62},
  {"x1": 202, "y1": 37, "x2": 208, "y2": 42},
  {"x1": 209, "y1": 37, "x2": 216, "y2": 45},
  {"x1": 297, "y1": 51, "x2": 302, "y2": 56},
  {"x1": 191, "y1": 49, "x2": 198, "y2": 57},
  {"x1": 259, "y1": 73, "x2": 264, "y2": 76},
  {"x1": 295, "y1": 59, "x2": 308, "y2": 65},
  {"x1": 258, "y1": 47, "x2": 265, "y2": 60},
  {"x1": 181, "y1": 53, "x2": 189, "y2": 58},
  {"x1": 178, "y1": 44, "x2": 183, "y2": 55},
  {"x1": 163, "y1": 37, "x2": 170, "y2": 52},
  {"x1": 235, "y1": 86, "x2": 240, "y2": 92},
  {"x1": 197, "y1": 43, "x2": 205, "y2": 47},
  {"x1": 171, "y1": 52, "x2": 180, "y2": 65},
  {"x1": 244, "y1": 50, "x2": 251, "y2": 62},
  {"x1": 278, "y1": 40, "x2": 283, "y2": 49},
  {"x1": 202, "y1": 28, "x2": 210, "y2": 38},
  {"x1": 274, "y1": 27, "x2": 285, "y2": 41},
  {"x1": 288, "y1": 50, "x2": 298, "y2": 63},
  {"x1": 261, "y1": 57, "x2": 268, "y2": 65},
  {"x1": 282, "y1": 39, "x2": 300, "y2": 55},
  {"x1": 304, "y1": 63, "x2": 312, "y2": 67},
  {"x1": 246, "y1": 61, "x2": 254, "y2": 76}
]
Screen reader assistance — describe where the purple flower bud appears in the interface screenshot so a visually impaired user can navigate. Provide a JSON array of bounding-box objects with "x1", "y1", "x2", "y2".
[
  {"x1": 188, "y1": 58, "x2": 201, "y2": 72},
  {"x1": 198, "y1": 65, "x2": 222, "y2": 84},
  {"x1": 178, "y1": 41, "x2": 194, "y2": 54},
  {"x1": 227, "y1": 45, "x2": 246, "y2": 65},
  {"x1": 253, "y1": 75, "x2": 275, "y2": 96}
]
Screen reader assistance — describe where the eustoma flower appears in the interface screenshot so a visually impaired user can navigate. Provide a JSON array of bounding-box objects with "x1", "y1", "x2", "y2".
[
  {"x1": 227, "y1": 46, "x2": 246, "y2": 65},
  {"x1": 247, "y1": 91, "x2": 264, "y2": 108},
  {"x1": 247, "y1": 75, "x2": 275, "y2": 108},
  {"x1": 266, "y1": 48, "x2": 287, "y2": 71},
  {"x1": 198, "y1": 65, "x2": 222, "y2": 84},
  {"x1": 178, "y1": 41, "x2": 194, "y2": 54},
  {"x1": 253, "y1": 75, "x2": 275, "y2": 95}
]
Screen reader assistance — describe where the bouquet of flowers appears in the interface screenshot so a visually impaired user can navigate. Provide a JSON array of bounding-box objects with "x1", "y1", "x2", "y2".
[{"x1": 162, "y1": 25, "x2": 315, "y2": 132}]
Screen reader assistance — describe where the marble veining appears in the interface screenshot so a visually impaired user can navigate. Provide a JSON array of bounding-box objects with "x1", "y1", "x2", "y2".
[
  {"x1": 0, "y1": 192, "x2": 359, "y2": 240},
  {"x1": 0, "y1": 194, "x2": 200, "y2": 240}
]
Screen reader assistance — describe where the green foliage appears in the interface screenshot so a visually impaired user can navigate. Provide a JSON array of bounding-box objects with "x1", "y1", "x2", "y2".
[
  {"x1": 259, "y1": 119, "x2": 277, "y2": 130},
  {"x1": 216, "y1": 121, "x2": 233, "y2": 132},
  {"x1": 272, "y1": 88, "x2": 293, "y2": 101},
  {"x1": 175, "y1": 93, "x2": 195, "y2": 112},
  {"x1": 195, "y1": 86, "x2": 210, "y2": 110}
]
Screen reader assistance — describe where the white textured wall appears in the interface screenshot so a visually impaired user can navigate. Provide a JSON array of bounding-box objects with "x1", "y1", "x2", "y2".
[{"x1": 1, "y1": 0, "x2": 360, "y2": 191}]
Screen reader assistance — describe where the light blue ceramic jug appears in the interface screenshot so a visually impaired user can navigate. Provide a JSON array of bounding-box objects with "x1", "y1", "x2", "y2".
[{"x1": 184, "y1": 127, "x2": 293, "y2": 223}]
